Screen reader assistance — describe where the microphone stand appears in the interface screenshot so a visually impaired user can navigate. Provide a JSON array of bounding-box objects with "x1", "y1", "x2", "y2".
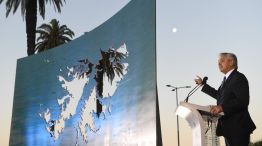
[
  {"x1": 184, "y1": 76, "x2": 207, "y2": 102},
  {"x1": 184, "y1": 85, "x2": 201, "y2": 102},
  {"x1": 166, "y1": 85, "x2": 191, "y2": 146}
]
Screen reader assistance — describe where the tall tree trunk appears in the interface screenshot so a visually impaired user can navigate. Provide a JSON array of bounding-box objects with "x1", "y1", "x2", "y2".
[
  {"x1": 95, "y1": 68, "x2": 104, "y2": 117},
  {"x1": 26, "y1": 0, "x2": 37, "y2": 56}
]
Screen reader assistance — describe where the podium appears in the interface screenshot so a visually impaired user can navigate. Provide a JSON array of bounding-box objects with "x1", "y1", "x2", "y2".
[{"x1": 176, "y1": 102, "x2": 221, "y2": 146}]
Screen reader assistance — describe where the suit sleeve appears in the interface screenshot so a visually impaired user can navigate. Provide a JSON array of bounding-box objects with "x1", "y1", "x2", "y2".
[
  {"x1": 201, "y1": 84, "x2": 218, "y2": 100},
  {"x1": 221, "y1": 75, "x2": 249, "y2": 115}
]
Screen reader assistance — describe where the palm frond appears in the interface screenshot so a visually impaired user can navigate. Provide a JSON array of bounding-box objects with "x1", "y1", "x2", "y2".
[
  {"x1": 38, "y1": 0, "x2": 45, "y2": 18},
  {"x1": 5, "y1": 0, "x2": 21, "y2": 17},
  {"x1": 48, "y1": 0, "x2": 65, "y2": 13},
  {"x1": 35, "y1": 18, "x2": 75, "y2": 53}
]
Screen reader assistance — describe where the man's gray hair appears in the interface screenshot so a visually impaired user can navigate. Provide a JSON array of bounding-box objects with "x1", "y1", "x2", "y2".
[{"x1": 220, "y1": 52, "x2": 238, "y2": 69}]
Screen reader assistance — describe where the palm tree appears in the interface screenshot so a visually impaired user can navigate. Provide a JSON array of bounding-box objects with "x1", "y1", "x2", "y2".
[
  {"x1": 2, "y1": 0, "x2": 65, "y2": 55},
  {"x1": 94, "y1": 48, "x2": 127, "y2": 117},
  {"x1": 35, "y1": 19, "x2": 74, "y2": 52}
]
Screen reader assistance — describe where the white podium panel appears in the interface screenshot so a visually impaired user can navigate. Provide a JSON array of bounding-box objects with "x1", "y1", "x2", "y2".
[{"x1": 176, "y1": 102, "x2": 221, "y2": 146}]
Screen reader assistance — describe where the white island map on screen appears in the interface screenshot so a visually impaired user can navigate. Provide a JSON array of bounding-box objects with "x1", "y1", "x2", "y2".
[{"x1": 39, "y1": 44, "x2": 129, "y2": 143}]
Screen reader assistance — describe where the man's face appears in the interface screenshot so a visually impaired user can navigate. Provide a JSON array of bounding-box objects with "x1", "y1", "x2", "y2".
[{"x1": 218, "y1": 55, "x2": 234, "y2": 74}]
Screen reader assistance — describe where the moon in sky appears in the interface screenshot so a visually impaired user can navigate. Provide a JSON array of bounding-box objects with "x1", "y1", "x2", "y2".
[{"x1": 172, "y1": 27, "x2": 177, "y2": 33}]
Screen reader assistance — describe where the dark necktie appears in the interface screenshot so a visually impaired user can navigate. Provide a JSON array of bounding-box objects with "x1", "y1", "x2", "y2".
[{"x1": 221, "y1": 76, "x2": 226, "y2": 88}]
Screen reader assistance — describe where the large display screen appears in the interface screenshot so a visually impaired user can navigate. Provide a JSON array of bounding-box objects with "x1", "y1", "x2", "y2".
[{"x1": 10, "y1": 0, "x2": 158, "y2": 145}]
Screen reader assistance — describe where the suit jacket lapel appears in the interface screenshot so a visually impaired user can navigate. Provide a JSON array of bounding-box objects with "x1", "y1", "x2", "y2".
[
  {"x1": 224, "y1": 69, "x2": 238, "y2": 87},
  {"x1": 218, "y1": 69, "x2": 238, "y2": 104}
]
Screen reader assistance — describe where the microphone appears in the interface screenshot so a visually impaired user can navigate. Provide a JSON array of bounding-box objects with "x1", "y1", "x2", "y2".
[
  {"x1": 202, "y1": 76, "x2": 208, "y2": 85},
  {"x1": 184, "y1": 76, "x2": 208, "y2": 102}
]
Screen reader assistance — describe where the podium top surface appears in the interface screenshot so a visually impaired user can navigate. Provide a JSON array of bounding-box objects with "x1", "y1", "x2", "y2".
[
  {"x1": 180, "y1": 101, "x2": 210, "y2": 112},
  {"x1": 179, "y1": 101, "x2": 224, "y2": 116}
]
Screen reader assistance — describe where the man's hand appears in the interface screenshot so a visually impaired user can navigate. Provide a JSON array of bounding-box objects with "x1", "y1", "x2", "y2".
[
  {"x1": 210, "y1": 105, "x2": 223, "y2": 115},
  {"x1": 194, "y1": 76, "x2": 203, "y2": 85}
]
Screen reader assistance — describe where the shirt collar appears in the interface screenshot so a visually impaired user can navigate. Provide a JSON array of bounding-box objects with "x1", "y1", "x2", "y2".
[{"x1": 225, "y1": 68, "x2": 234, "y2": 80}]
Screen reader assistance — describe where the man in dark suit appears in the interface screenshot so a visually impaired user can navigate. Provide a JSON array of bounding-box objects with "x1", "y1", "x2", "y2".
[{"x1": 195, "y1": 52, "x2": 256, "y2": 146}]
